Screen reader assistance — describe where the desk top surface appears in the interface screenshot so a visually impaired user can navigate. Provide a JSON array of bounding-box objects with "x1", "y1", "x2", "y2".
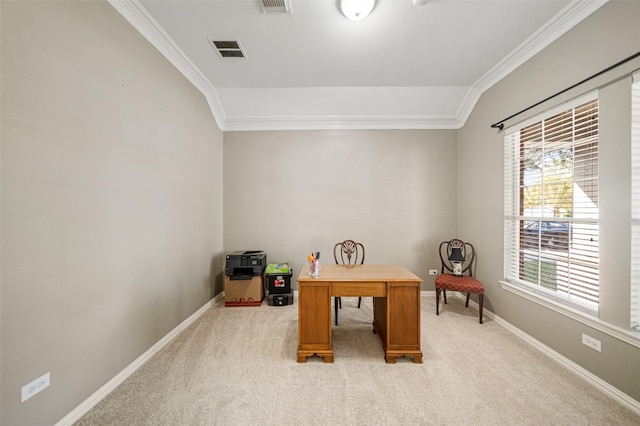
[{"x1": 296, "y1": 263, "x2": 421, "y2": 283}]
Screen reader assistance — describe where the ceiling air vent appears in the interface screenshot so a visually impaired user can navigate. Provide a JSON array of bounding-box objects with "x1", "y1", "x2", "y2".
[
  {"x1": 261, "y1": 0, "x2": 291, "y2": 13},
  {"x1": 210, "y1": 40, "x2": 246, "y2": 59}
]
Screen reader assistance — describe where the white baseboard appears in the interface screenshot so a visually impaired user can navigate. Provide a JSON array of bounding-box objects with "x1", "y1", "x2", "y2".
[
  {"x1": 55, "y1": 293, "x2": 223, "y2": 426},
  {"x1": 57, "y1": 290, "x2": 639, "y2": 424},
  {"x1": 443, "y1": 291, "x2": 640, "y2": 416}
]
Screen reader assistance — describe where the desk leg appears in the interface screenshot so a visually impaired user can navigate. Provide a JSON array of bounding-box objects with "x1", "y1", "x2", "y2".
[
  {"x1": 297, "y1": 282, "x2": 333, "y2": 363},
  {"x1": 372, "y1": 296, "x2": 386, "y2": 342},
  {"x1": 383, "y1": 283, "x2": 423, "y2": 364}
]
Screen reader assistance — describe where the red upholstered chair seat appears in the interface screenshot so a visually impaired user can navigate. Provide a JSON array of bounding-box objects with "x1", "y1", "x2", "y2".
[
  {"x1": 435, "y1": 239, "x2": 485, "y2": 324},
  {"x1": 434, "y1": 274, "x2": 484, "y2": 294}
]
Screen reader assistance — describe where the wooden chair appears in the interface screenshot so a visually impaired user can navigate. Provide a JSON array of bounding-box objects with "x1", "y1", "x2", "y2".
[
  {"x1": 333, "y1": 239, "x2": 365, "y2": 326},
  {"x1": 434, "y1": 239, "x2": 484, "y2": 324}
]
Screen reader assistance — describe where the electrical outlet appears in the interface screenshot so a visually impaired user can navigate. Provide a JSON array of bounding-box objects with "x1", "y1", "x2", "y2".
[
  {"x1": 429, "y1": 269, "x2": 438, "y2": 276},
  {"x1": 21, "y1": 372, "x2": 50, "y2": 403},
  {"x1": 581, "y1": 333, "x2": 602, "y2": 352}
]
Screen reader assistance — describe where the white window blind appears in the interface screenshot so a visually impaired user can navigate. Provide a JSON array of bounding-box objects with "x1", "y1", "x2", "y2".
[
  {"x1": 631, "y1": 71, "x2": 640, "y2": 331},
  {"x1": 504, "y1": 94, "x2": 599, "y2": 313}
]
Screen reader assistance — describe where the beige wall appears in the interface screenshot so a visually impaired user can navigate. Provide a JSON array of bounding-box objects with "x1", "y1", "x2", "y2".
[
  {"x1": 3, "y1": 0, "x2": 640, "y2": 425},
  {"x1": 223, "y1": 130, "x2": 458, "y2": 287},
  {"x1": 458, "y1": 1, "x2": 640, "y2": 402},
  {"x1": 1, "y1": 2, "x2": 224, "y2": 425}
]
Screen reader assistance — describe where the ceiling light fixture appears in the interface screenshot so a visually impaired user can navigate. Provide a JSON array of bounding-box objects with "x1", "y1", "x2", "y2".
[{"x1": 340, "y1": 0, "x2": 375, "y2": 22}]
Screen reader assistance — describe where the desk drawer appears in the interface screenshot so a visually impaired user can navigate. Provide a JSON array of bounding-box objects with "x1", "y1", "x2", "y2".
[{"x1": 331, "y1": 281, "x2": 387, "y2": 297}]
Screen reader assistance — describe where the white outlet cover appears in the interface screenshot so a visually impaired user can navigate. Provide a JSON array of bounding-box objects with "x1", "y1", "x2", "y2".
[
  {"x1": 581, "y1": 333, "x2": 602, "y2": 352},
  {"x1": 21, "y1": 372, "x2": 50, "y2": 403}
]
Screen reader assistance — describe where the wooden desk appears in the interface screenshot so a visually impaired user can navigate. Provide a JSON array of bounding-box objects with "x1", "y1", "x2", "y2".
[{"x1": 297, "y1": 264, "x2": 423, "y2": 364}]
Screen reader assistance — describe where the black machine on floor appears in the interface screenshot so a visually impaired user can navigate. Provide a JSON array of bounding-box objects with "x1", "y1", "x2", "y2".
[{"x1": 225, "y1": 250, "x2": 267, "y2": 279}]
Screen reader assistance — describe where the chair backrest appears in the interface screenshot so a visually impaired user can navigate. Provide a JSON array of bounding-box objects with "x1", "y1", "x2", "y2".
[
  {"x1": 438, "y1": 239, "x2": 476, "y2": 277},
  {"x1": 334, "y1": 240, "x2": 365, "y2": 265}
]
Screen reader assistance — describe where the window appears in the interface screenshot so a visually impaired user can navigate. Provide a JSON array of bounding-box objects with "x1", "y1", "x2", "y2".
[
  {"x1": 504, "y1": 93, "x2": 599, "y2": 313},
  {"x1": 632, "y1": 71, "x2": 640, "y2": 331}
]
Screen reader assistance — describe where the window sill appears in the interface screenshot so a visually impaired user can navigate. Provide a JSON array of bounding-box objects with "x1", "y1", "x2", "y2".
[{"x1": 500, "y1": 280, "x2": 640, "y2": 349}]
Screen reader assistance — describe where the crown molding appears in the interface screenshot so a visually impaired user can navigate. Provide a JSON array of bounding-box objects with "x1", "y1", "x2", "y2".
[
  {"x1": 107, "y1": 0, "x2": 227, "y2": 129},
  {"x1": 222, "y1": 115, "x2": 460, "y2": 132},
  {"x1": 472, "y1": 0, "x2": 608, "y2": 95},
  {"x1": 454, "y1": 87, "x2": 482, "y2": 129},
  {"x1": 109, "y1": 0, "x2": 607, "y2": 132},
  {"x1": 456, "y1": 0, "x2": 608, "y2": 128}
]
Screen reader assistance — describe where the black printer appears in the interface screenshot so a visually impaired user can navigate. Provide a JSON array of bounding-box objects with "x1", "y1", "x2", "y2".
[{"x1": 225, "y1": 250, "x2": 267, "y2": 280}]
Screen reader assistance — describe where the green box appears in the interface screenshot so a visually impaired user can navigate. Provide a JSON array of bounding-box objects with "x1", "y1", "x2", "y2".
[{"x1": 266, "y1": 263, "x2": 290, "y2": 274}]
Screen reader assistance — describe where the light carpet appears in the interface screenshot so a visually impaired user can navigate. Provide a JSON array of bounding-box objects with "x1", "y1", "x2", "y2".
[{"x1": 75, "y1": 294, "x2": 639, "y2": 425}]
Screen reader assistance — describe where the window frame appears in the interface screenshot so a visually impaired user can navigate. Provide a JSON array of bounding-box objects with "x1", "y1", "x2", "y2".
[
  {"x1": 631, "y1": 71, "x2": 640, "y2": 331},
  {"x1": 503, "y1": 92, "x2": 599, "y2": 316}
]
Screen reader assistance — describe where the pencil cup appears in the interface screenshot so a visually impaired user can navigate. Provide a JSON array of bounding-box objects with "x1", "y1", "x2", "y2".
[{"x1": 308, "y1": 259, "x2": 320, "y2": 277}]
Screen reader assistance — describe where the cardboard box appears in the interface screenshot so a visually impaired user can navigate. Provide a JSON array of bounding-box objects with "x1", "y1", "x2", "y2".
[{"x1": 224, "y1": 274, "x2": 264, "y2": 307}]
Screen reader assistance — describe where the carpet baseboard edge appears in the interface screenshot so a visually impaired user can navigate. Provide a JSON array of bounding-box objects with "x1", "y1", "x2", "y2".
[
  {"x1": 55, "y1": 290, "x2": 639, "y2": 424},
  {"x1": 449, "y1": 291, "x2": 640, "y2": 416},
  {"x1": 54, "y1": 293, "x2": 223, "y2": 426}
]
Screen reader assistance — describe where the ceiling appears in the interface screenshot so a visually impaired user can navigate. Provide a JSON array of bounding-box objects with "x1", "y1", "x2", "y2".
[{"x1": 109, "y1": 0, "x2": 607, "y2": 131}]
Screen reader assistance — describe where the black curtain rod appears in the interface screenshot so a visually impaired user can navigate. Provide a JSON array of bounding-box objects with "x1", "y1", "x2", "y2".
[{"x1": 490, "y1": 51, "x2": 640, "y2": 131}]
